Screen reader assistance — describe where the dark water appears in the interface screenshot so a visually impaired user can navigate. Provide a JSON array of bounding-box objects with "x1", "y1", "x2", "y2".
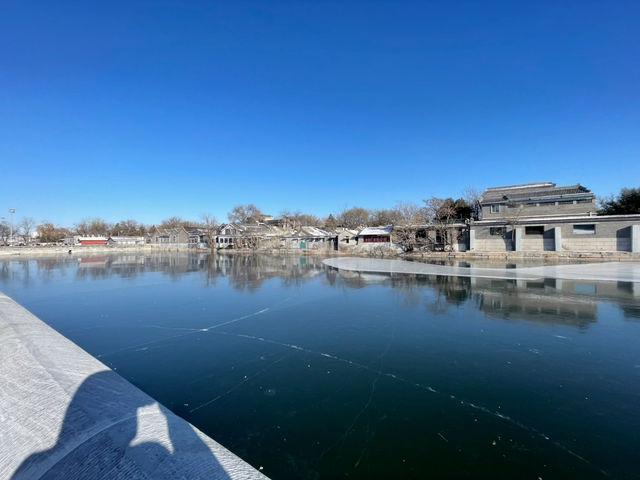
[{"x1": 1, "y1": 253, "x2": 639, "y2": 479}]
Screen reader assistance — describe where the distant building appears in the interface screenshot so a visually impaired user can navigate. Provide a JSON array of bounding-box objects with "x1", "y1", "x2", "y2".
[
  {"x1": 77, "y1": 237, "x2": 108, "y2": 246},
  {"x1": 107, "y1": 236, "x2": 145, "y2": 246},
  {"x1": 216, "y1": 224, "x2": 243, "y2": 249},
  {"x1": 471, "y1": 182, "x2": 639, "y2": 253},
  {"x1": 216, "y1": 223, "x2": 284, "y2": 249},
  {"x1": 479, "y1": 182, "x2": 596, "y2": 219},
  {"x1": 280, "y1": 226, "x2": 334, "y2": 251},
  {"x1": 150, "y1": 226, "x2": 206, "y2": 247},
  {"x1": 335, "y1": 228, "x2": 359, "y2": 251},
  {"x1": 357, "y1": 226, "x2": 392, "y2": 243}
]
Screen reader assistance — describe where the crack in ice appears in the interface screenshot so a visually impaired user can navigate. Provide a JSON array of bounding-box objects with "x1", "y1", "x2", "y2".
[
  {"x1": 189, "y1": 353, "x2": 289, "y2": 413},
  {"x1": 96, "y1": 304, "x2": 277, "y2": 359},
  {"x1": 215, "y1": 330, "x2": 601, "y2": 473}
]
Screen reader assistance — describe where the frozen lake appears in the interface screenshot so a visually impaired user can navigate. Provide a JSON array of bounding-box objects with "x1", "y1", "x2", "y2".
[{"x1": 1, "y1": 253, "x2": 639, "y2": 479}]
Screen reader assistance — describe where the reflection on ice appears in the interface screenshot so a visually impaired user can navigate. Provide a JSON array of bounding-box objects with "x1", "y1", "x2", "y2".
[{"x1": 2, "y1": 253, "x2": 639, "y2": 326}]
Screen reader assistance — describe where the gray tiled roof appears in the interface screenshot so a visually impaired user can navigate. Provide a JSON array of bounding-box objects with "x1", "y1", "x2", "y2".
[{"x1": 481, "y1": 183, "x2": 593, "y2": 203}]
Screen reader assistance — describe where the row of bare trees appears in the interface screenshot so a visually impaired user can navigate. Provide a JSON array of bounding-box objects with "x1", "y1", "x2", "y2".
[
  {"x1": 0, "y1": 215, "x2": 217, "y2": 245},
  {"x1": 302, "y1": 193, "x2": 480, "y2": 230},
  {"x1": 224, "y1": 189, "x2": 482, "y2": 231},
  {"x1": 0, "y1": 217, "x2": 36, "y2": 245},
  {"x1": 3, "y1": 188, "x2": 482, "y2": 245}
]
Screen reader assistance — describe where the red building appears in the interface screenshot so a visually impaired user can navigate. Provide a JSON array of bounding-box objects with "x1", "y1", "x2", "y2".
[
  {"x1": 77, "y1": 237, "x2": 108, "y2": 246},
  {"x1": 357, "y1": 226, "x2": 392, "y2": 243}
]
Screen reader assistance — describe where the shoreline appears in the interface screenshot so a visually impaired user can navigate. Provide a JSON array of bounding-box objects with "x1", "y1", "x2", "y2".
[{"x1": 1, "y1": 245, "x2": 639, "y2": 263}]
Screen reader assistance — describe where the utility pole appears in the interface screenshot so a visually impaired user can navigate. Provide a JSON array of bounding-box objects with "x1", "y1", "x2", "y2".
[{"x1": 9, "y1": 209, "x2": 15, "y2": 245}]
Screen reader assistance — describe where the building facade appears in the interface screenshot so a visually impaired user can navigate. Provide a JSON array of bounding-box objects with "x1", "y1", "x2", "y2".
[
  {"x1": 479, "y1": 182, "x2": 597, "y2": 220},
  {"x1": 150, "y1": 226, "x2": 206, "y2": 247},
  {"x1": 471, "y1": 182, "x2": 640, "y2": 253}
]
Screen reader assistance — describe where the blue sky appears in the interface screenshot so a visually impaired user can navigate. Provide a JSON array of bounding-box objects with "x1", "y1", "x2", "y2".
[{"x1": 1, "y1": 1, "x2": 639, "y2": 226}]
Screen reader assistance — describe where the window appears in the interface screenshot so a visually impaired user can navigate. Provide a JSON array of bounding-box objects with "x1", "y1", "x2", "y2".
[
  {"x1": 525, "y1": 226, "x2": 544, "y2": 235},
  {"x1": 573, "y1": 224, "x2": 595, "y2": 235},
  {"x1": 577, "y1": 198, "x2": 593, "y2": 204},
  {"x1": 363, "y1": 236, "x2": 389, "y2": 243},
  {"x1": 489, "y1": 227, "x2": 506, "y2": 236},
  {"x1": 490, "y1": 204, "x2": 500, "y2": 213}
]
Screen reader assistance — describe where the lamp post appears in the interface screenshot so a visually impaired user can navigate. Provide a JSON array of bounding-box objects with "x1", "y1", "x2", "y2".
[{"x1": 9, "y1": 209, "x2": 15, "y2": 245}]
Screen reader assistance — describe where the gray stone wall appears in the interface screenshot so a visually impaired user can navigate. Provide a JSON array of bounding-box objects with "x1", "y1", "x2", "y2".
[
  {"x1": 472, "y1": 219, "x2": 639, "y2": 253},
  {"x1": 473, "y1": 226, "x2": 514, "y2": 252},
  {"x1": 559, "y1": 221, "x2": 631, "y2": 252}
]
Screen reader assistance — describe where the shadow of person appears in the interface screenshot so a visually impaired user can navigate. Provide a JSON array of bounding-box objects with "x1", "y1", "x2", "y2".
[{"x1": 12, "y1": 370, "x2": 234, "y2": 479}]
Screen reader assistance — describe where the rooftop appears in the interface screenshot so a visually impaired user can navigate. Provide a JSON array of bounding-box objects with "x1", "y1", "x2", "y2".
[
  {"x1": 358, "y1": 226, "x2": 393, "y2": 236},
  {"x1": 481, "y1": 182, "x2": 593, "y2": 204}
]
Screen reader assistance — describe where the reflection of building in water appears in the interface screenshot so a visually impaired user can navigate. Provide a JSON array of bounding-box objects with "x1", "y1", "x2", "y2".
[
  {"x1": 472, "y1": 277, "x2": 598, "y2": 329},
  {"x1": 333, "y1": 270, "x2": 393, "y2": 289},
  {"x1": 77, "y1": 257, "x2": 107, "y2": 268},
  {"x1": 208, "y1": 254, "x2": 326, "y2": 291},
  {"x1": 328, "y1": 266, "x2": 640, "y2": 327},
  {"x1": 110, "y1": 255, "x2": 146, "y2": 266},
  {"x1": 470, "y1": 276, "x2": 640, "y2": 326},
  {"x1": 3, "y1": 253, "x2": 639, "y2": 323}
]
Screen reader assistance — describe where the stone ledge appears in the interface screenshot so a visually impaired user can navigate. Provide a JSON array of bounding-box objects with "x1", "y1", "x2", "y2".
[{"x1": 0, "y1": 292, "x2": 267, "y2": 480}]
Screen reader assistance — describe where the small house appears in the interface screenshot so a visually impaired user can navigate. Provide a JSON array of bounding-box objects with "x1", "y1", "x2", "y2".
[
  {"x1": 357, "y1": 226, "x2": 392, "y2": 243},
  {"x1": 77, "y1": 237, "x2": 108, "y2": 246},
  {"x1": 107, "y1": 236, "x2": 145, "y2": 246}
]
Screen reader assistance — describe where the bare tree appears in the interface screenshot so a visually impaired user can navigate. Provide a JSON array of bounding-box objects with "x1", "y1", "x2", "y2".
[
  {"x1": 423, "y1": 197, "x2": 456, "y2": 223},
  {"x1": 369, "y1": 244, "x2": 391, "y2": 258},
  {"x1": 200, "y1": 214, "x2": 219, "y2": 249},
  {"x1": 228, "y1": 204, "x2": 262, "y2": 223},
  {"x1": 338, "y1": 207, "x2": 370, "y2": 229},
  {"x1": 462, "y1": 187, "x2": 482, "y2": 220},
  {"x1": 394, "y1": 202, "x2": 424, "y2": 225},
  {"x1": 423, "y1": 198, "x2": 465, "y2": 251},
  {"x1": 112, "y1": 219, "x2": 147, "y2": 236},
  {"x1": 19, "y1": 217, "x2": 36, "y2": 244},
  {"x1": 74, "y1": 218, "x2": 111, "y2": 236},
  {"x1": 37, "y1": 222, "x2": 70, "y2": 243},
  {"x1": 280, "y1": 210, "x2": 321, "y2": 227},
  {"x1": 0, "y1": 219, "x2": 9, "y2": 245},
  {"x1": 73, "y1": 219, "x2": 90, "y2": 236},
  {"x1": 369, "y1": 209, "x2": 402, "y2": 226},
  {"x1": 293, "y1": 212, "x2": 321, "y2": 226},
  {"x1": 159, "y1": 217, "x2": 187, "y2": 229},
  {"x1": 392, "y1": 225, "x2": 433, "y2": 252},
  {"x1": 392, "y1": 226, "x2": 417, "y2": 252}
]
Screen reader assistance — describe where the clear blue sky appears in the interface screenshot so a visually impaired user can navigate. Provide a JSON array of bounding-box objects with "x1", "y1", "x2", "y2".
[{"x1": 1, "y1": 1, "x2": 639, "y2": 226}]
